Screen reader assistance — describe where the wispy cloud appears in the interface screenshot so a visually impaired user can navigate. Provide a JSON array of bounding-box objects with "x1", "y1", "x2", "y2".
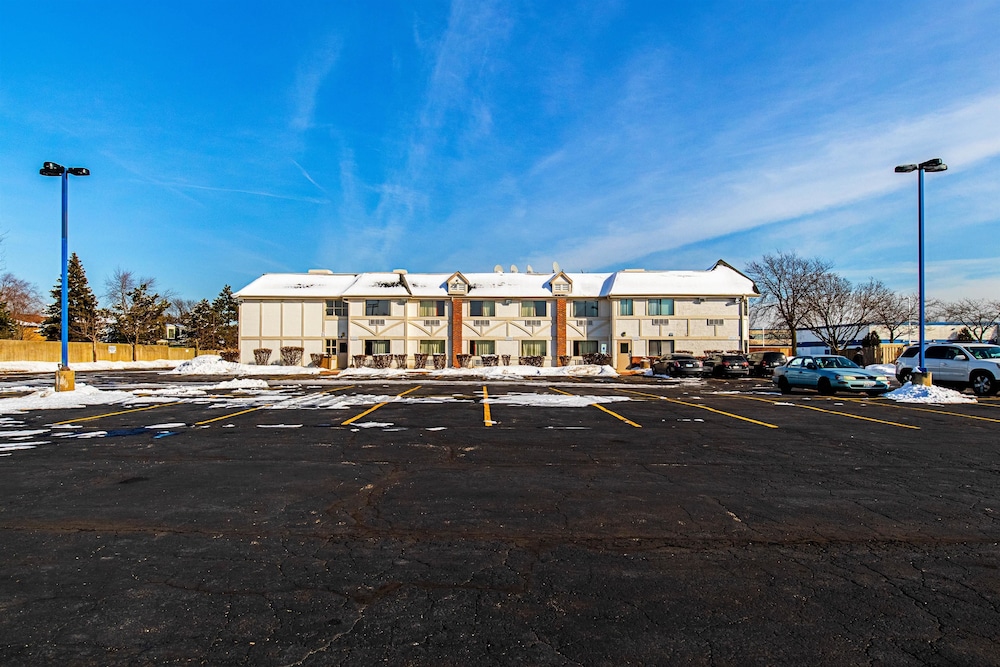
[
  {"x1": 153, "y1": 180, "x2": 330, "y2": 204},
  {"x1": 289, "y1": 36, "x2": 342, "y2": 132}
]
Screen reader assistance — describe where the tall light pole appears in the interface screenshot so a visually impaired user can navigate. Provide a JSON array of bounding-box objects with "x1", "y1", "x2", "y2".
[
  {"x1": 39, "y1": 161, "x2": 90, "y2": 391},
  {"x1": 894, "y1": 157, "x2": 947, "y2": 380}
]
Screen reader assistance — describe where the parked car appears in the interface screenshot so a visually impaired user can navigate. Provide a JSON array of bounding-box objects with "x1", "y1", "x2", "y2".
[
  {"x1": 704, "y1": 354, "x2": 750, "y2": 378},
  {"x1": 894, "y1": 343, "x2": 1000, "y2": 396},
  {"x1": 652, "y1": 353, "x2": 707, "y2": 378},
  {"x1": 773, "y1": 355, "x2": 891, "y2": 395},
  {"x1": 747, "y1": 351, "x2": 788, "y2": 377}
]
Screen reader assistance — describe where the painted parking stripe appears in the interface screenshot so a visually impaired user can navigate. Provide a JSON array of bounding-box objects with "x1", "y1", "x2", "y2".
[
  {"x1": 733, "y1": 395, "x2": 919, "y2": 429},
  {"x1": 341, "y1": 385, "x2": 422, "y2": 426},
  {"x1": 549, "y1": 388, "x2": 641, "y2": 427},
  {"x1": 839, "y1": 396, "x2": 1000, "y2": 424},
  {"x1": 482, "y1": 386, "x2": 494, "y2": 427},
  {"x1": 620, "y1": 389, "x2": 779, "y2": 429},
  {"x1": 195, "y1": 385, "x2": 356, "y2": 427},
  {"x1": 52, "y1": 401, "x2": 185, "y2": 426}
]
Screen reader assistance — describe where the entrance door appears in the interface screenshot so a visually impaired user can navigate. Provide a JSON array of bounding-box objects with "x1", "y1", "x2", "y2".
[{"x1": 617, "y1": 339, "x2": 632, "y2": 371}]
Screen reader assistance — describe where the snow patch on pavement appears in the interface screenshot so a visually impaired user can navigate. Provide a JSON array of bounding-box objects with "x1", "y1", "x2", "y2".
[{"x1": 886, "y1": 382, "x2": 977, "y2": 404}]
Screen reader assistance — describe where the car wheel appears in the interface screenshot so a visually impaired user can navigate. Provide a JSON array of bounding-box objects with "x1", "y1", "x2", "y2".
[
  {"x1": 778, "y1": 377, "x2": 792, "y2": 394},
  {"x1": 817, "y1": 378, "x2": 835, "y2": 395},
  {"x1": 896, "y1": 369, "x2": 913, "y2": 384},
  {"x1": 971, "y1": 371, "x2": 996, "y2": 396}
]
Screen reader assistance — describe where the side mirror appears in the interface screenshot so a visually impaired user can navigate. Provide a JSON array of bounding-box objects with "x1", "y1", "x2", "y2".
[{"x1": 954, "y1": 354, "x2": 967, "y2": 361}]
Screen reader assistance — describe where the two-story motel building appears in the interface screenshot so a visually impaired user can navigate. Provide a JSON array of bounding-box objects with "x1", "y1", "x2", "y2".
[{"x1": 234, "y1": 260, "x2": 759, "y2": 369}]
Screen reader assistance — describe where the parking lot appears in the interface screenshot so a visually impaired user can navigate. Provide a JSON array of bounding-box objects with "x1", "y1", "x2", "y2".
[{"x1": 2, "y1": 372, "x2": 1000, "y2": 665}]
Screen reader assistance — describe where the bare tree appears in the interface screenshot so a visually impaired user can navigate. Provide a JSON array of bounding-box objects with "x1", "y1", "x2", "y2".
[
  {"x1": 939, "y1": 298, "x2": 1000, "y2": 342},
  {"x1": 745, "y1": 252, "x2": 832, "y2": 351},
  {"x1": 868, "y1": 290, "x2": 915, "y2": 344},
  {"x1": 0, "y1": 272, "x2": 44, "y2": 340},
  {"x1": 800, "y1": 275, "x2": 885, "y2": 355}
]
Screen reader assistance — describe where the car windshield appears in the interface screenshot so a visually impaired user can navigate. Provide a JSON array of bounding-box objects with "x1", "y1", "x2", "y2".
[
  {"x1": 968, "y1": 346, "x2": 1000, "y2": 360},
  {"x1": 814, "y1": 356, "x2": 859, "y2": 369}
]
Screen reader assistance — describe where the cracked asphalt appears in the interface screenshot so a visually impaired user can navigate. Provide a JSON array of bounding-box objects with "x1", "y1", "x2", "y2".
[{"x1": 2, "y1": 372, "x2": 999, "y2": 665}]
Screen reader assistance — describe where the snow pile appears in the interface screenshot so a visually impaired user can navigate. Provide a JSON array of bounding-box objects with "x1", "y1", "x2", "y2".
[
  {"x1": 0, "y1": 383, "x2": 171, "y2": 414},
  {"x1": 167, "y1": 355, "x2": 320, "y2": 376},
  {"x1": 885, "y1": 382, "x2": 977, "y2": 404}
]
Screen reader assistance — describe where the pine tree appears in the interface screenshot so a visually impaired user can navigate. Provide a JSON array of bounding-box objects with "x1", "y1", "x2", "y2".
[
  {"x1": 0, "y1": 301, "x2": 16, "y2": 339},
  {"x1": 212, "y1": 285, "x2": 239, "y2": 349},
  {"x1": 183, "y1": 299, "x2": 218, "y2": 352},
  {"x1": 107, "y1": 283, "x2": 171, "y2": 355},
  {"x1": 40, "y1": 253, "x2": 100, "y2": 342}
]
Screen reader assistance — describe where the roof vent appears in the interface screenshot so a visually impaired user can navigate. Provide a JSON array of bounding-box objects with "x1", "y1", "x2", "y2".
[
  {"x1": 307, "y1": 269, "x2": 334, "y2": 274},
  {"x1": 392, "y1": 269, "x2": 408, "y2": 275}
]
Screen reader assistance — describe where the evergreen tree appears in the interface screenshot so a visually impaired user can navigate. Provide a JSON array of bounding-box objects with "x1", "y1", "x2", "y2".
[
  {"x1": 212, "y1": 285, "x2": 239, "y2": 349},
  {"x1": 0, "y1": 301, "x2": 16, "y2": 339},
  {"x1": 106, "y1": 283, "x2": 171, "y2": 353},
  {"x1": 40, "y1": 253, "x2": 100, "y2": 342},
  {"x1": 182, "y1": 298, "x2": 218, "y2": 352}
]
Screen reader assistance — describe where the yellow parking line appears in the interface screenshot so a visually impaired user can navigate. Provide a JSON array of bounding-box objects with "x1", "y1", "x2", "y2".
[
  {"x1": 482, "y1": 386, "x2": 493, "y2": 426},
  {"x1": 52, "y1": 401, "x2": 185, "y2": 426},
  {"x1": 549, "y1": 388, "x2": 641, "y2": 427},
  {"x1": 342, "y1": 385, "x2": 422, "y2": 426},
  {"x1": 839, "y1": 396, "x2": 1000, "y2": 424},
  {"x1": 621, "y1": 389, "x2": 779, "y2": 429},
  {"x1": 735, "y1": 395, "x2": 918, "y2": 429}
]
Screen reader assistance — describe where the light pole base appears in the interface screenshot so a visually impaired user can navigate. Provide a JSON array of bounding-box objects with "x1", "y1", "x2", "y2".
[
  {"x1": 911, "y1": 371, "x2": 933, "y2": 387},
  {"x1": 55, "y1": 368, "x2": 76, "y2": 392}
]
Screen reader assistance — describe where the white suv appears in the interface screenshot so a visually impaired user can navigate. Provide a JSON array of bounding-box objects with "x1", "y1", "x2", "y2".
[{"x1": 894, "y1": 343, "x2": 1000, "y2": 396}]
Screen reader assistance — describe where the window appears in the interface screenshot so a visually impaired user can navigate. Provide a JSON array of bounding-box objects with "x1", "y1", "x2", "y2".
[
  {"x1": 573, "y1": 340, "x2": 599, "y2": 356},
  {"x1": 553, "y1": 282, "x2": 570, "y2": 294},
  {"x1": 470, "y1": 340, "x2": 495, "y2": 355},
  {"x1": 364, "y1": 339, "x2": 390, "y2": 355},
  {"x1": 470, "y1": 300, "x2": 495, "y2": 317},
  {"x1": 648, "y1": 340, "x2": 674, "y2": 356},
  {"x1": 325, "y1": 339, "x2": 337, "y2": 355},
  {"x1": 707, "y1": 318, "x2": 724, "y2": 326},
  {"x1": 339, "y1": 342, "x2": 347, "y2": 353},
  {"x1": 648, "y1": 298, "x2": 674, "y2": 316},
  {"x1": 521, "y1": 340, "x2": 547, "y2": 356},
  {"x1": 520, "y1": 300, "x2": 547, "y2": 317},
  {"x1": 365, "y1": 300, "x2": 390, "y2": 316},
  {"x1": 619, "y1": 299, "x2": 633, "y2": 316},
  {"x1": 419, "y1": 300, "x2": 445, "y2": 317},
  {"x1": 325, "y1": 299, "x2": 347, "y2": 317},
  {"x1": 419, "y1": 340, "x2": 446, "y2": 354},
  {"x1": 573, "y1": 300, "x2": 599, "y2": 318}
]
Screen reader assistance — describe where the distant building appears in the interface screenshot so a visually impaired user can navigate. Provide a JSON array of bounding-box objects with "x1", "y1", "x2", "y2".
[
  {"x1": 794, "y1": 321, "x2": 989, "y2": 356},
  {"x1": 234, "y1": 260, "x2": 759, "y2": 369}
]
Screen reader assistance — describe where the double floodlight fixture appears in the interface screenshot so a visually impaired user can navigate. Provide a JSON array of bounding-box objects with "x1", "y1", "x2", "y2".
[
  {"x1": 39, "y1": 162, "x2": 90, "y2": 177},
  {"x1": 894, "y1": 158, "x2": 947, "y2": 174}
]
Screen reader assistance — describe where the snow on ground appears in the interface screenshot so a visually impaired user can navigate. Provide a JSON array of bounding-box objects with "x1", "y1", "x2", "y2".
[
  {"x1": 167, "y1": 356, "x2": 321, "y2": 376},
  {"x1": 211, "y1": 378, "x2": 270, "y2": 390},
  {"x1": 0, "y1": 360, "x2": 184, "y2": 373},
  {"x1": 885, "y1": 382, "x2": 977, "y2": 404},
  {"x1": 485, "y1": 393, "x2": 630, "y2": 408},
  {"x1": 0, "y1": 384, "x2": 175, "y2": 415}
]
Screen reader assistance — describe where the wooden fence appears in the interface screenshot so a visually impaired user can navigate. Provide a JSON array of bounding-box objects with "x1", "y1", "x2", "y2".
[{"x1": 0, "y1": 340, "x2": 216, "y2": 364}]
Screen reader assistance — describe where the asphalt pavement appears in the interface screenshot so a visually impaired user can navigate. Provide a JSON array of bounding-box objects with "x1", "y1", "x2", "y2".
[{"x1": 2, "y1": 372, "x2": 999, "y2": 665}]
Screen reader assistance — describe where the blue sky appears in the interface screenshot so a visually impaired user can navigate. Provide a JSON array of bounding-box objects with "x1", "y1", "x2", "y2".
[{"x1": 2, "y1": 1, "x2": 999, "y2": 304}]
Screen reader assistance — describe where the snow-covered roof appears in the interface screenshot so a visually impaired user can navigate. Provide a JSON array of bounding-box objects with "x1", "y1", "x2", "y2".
[{"x1": 235, "y1": 261, "x2": 758, "y2": 299}]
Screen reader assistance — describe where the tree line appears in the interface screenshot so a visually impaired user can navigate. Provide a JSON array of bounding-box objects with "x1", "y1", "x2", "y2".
[
  {"x1": 0, "y1": 252, "x2": 237, "y2": 358},
  {"x1": 745, "y1": 251, "x2": 1000, "y2": 354}
]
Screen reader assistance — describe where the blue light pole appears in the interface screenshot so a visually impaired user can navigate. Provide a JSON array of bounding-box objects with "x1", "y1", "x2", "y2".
[
  {"x1": 894, "y1": 158, "x2": 947, "y2": 377},
  {"x1": 40, "y1": 161, "x2": 89, "y2": 389}
]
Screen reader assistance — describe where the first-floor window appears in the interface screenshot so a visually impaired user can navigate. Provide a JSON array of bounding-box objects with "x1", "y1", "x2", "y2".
[
  {"x1": 470, "y1": 340, "x2": 495, "y2": 355},
  {"x1": 419, "y1": 340, "x2": 446, "y2": 354},
  {"x1": 648, "y1": 340, "x2": 674, "y2": 356},
  {"x1": 365, "y1": 339, "x2": 390, "y2": 355},
  {"x1": 325, "y1": 339, "x2": 337, "y2": 355},
  {"x1": 521, "y1": 340, "x2": 547, "y2": 357},
  {"x1": 573, "y1": 340, "x2": 599, "y2": 356}
]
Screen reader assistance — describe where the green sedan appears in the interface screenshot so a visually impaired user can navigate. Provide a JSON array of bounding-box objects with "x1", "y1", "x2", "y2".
[{"x1": 773, "y1": 355, "x2": 891, "y2": 396}]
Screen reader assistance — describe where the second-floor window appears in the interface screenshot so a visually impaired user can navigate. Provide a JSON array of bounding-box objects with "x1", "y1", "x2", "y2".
[
  {"x1": 573, "y1": 300, "x2": 599, "y2": 318},
  {"x1": 619, "y1": 299, "x2": 633, "y2": 316},
  {"x1": 365, "y1": 299, "x2": 390, "y2": 316},
  {"x1": 520, "y1": 300, "x2": 547, "y2": 317},
  {"x1": 419, "y1": 300, "x2": 445, "y2": 317},
  {"x1": 470, "y1": 300, "x2": 495, "y2": 317},
  {"x1": 648, "y1": 298, "x2": 674, "y2": 316},
  {"x1": 325, "y1": 299, "x2": 347, "y2": 317}
]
